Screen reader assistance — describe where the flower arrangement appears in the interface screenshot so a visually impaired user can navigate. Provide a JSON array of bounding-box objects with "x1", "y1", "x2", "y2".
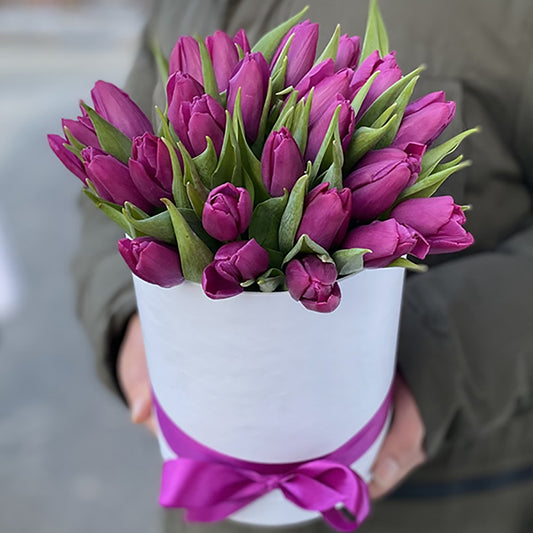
[{"x1": 48, "y1": 1, "x2": 475, "y2": 314}]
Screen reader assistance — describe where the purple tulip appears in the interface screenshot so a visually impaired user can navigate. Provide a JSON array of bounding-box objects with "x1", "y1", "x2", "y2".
[
  {"x1": 167, "y1": 72, "x2": 204, "y2": 130},
  {"x1": 351, "y1": 51, "x2": 402, "y2": 118},
  {"x1": 391, "y1": 196, "x2": 474, "y2": 254},
  {"x1": 392, "y1": 92, "x2": 456, "y2": 149},
  {"x1": 342, "y1": 219, "x2": 429, "y2": 268},
  {"x1": 62, "y1": 106, "x2": 99, "y2": 147},
  {"x1": 335, "y1": 35, "x2": 361, "y2": 71},
  {"x1": 173, "y1": 94, "x2": 226, "y2": 157},
  {"x1": 128, "y1": 133, "x2": 175, "y2": 208},
  {"x1": 233, "y1": 29, "x2": 251, "y2": 55},
  {"x1": 168, "y1": 36, "x2": 203, "y2": 84},
  {"x1": 118, "y1": 237, "x2": 184, "y2": 288},
  {"x1": 202, "y1": 183, "x2": 253, "y2": 241},
  {"x1": 308, "y1": 68, "x2": 355, "y2": 125},
  {"x1": 272, "y1": 20, "x2": 319, "y2": 87},
  {"x1": 206, "y1": 31, "x2": 241, "y2": 93},
  {"x1": 296, "y1": 183, "x2": 352, "y2": 250},
  {"x1": 306, "y1": 95, "x2": 355, "y2": 161},
  {"x1": 227, "y1": 52, "x2": 271, "y2": 142},
  {"x1": 90, "y1": 81, "x2": 154, "y2": 139},
  {"x1": 261, "y1": 127, "x2": 305, "y2": 196},
  {"x1": 294, "y1": 58, "x2": 335, "y2": 97},
  {"x1": 202, "y1": 239, "x2": 270, "y2": 299},
  {"x1": 345, "y1": 142, "x2": 426, "y2": 221},
  {"x1": 48, "y1": 134, "x2": 88, "y2": 183},
  {"x1": 81, "y1": 147, "x2": 152, "y2": 212},
  {"x1": 285, "y1": 255, "x2": 341, "y2": 313}
]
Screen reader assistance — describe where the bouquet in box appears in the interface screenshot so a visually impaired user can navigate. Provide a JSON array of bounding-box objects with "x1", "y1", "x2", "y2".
[{"x1": 49, "y1": 1, "x2": 475, "y2": 530}]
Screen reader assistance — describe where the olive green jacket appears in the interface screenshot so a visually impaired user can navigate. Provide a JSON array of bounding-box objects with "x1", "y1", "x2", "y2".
[{"x1": 72, "y1": 0, "x2": 533, "y2": 530}]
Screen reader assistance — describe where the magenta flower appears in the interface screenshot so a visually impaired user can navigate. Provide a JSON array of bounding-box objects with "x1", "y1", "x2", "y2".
[
  {"x1": 261, "y1": 127, "x2": 305, "y2": 196},
  {"x1": 391, "y1": 196, "x2": 474, "y2": 254},
  {"x1": 285, "y1": 255, "x2": 341, "y2": 313},
  {"x1": 345, "y1": 142, "x2": 426, "y2": 221},
  {"x1": 296, "y1": 183, "x2": 352, "y2": 250},
  {"x1": 168, "y1": 36, "x2": 203, "y2": 84},
  {"x1": 118, "y1": 237, "x2": 184, "y2": 288},
  {"x1": 90, "y1": 80, "x2": 154, "y2": 139},
  {"x1": 166, "y1": 72, "x2": 204, "y2": 130},
  {"x1": 202, "y1": 240, "x2": 270, "y2": 299},
  {"x1": 202, "y1": 183, "x2": 253, "y2": 241},
  {"x1": 272, "y1": 20, "x2": 319, "y2": 87},
  {"x1": 342, "y1": 219, "x2": 429, "y2": 268},
  {"x1": 48, "y1": 134, "x2": 88, "y2": 183},
  {"x1": 129, "y1": 133, "x2": 175, "y2": 208},
  {"x1": 294, "y1": 58, "x2": 335, "y2": 97},
  {"x1": 206, "y1": 31, "x2": 241, "y2": 93},
  {"x1": 306, "y1": 95, "x2": 355, "y2": 161},
  {"x1": 81, "y1": 147, "x2": 151, "y2": 212},
  {"x1": 233, "y1": 29, "x2": 251, "y2": 55},
  {"x1": 392, "y1": 92, "x2": 456, "y2": 148},
  {"x1": 227, "y1": 52, "x2": 270, "y2": 142},
  {"x1": 335, "y1": 35, "x2": 361, "y2": 70},
  {"x1": 174, "y1": 94, "x2": 226, "y2": 157},
  {"x1": 61, "y1": 106, "x2": 99, "y2": 148}
]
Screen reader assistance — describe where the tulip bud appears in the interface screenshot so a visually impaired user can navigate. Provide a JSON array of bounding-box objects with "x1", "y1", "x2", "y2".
[
  {"x1": 294, "y1": 58, "x2": 335, "y2": 97},
  {"x1": 308, "y1": 68, "x2": 354, "y2": 125},
  {"x1": 90, "y1": 80, "x2": 154, "y2": 139},
  {"x1": 335, "y1": 35, "x2": 361, "y2": 71},
  {"x1": 350, "y1": 51, "x2": 402, "y2": 118},
  {"x1": 296, "y1": 183, "x2": 352, "y2": 250},
  {"x1": 169, "y1": 36, "x2": 203, "y2": 84},
  {"x1": 342, "y1": 219, "x2": 429, "y2": 268},
  {"x1": 81, "y1": 147, "x2": 152, "y2": 212},
  {"x1": 129, "y1": 133, "x2": 175, "y2": 208},
  {"x1": 233, "y1": 29, "x2": 251, "y2": 55},
  {"x1": 345, "y1": 142, "x2": 426, "y2": 221},
  {"x1": 118, "y1": 237, "x2": 184, "y2": 288},
  {"x1": 167, "y1": 72, "x2": 204, "y2": 130},
  {"x1": 206, "y1": 31, "x2": 241, "y2": 93},
  {"x1": 391, "y1": 196, "x2": 474, "y2": 254},
  {"x1": 62, "y1": 106, "x2": 99, "y2": 147},
  {"x1": 174, "y1": 94, "x2": 226, "y2": 157},
  {"x1": 306, "y1": 95, "x2": 356, "y2": 161},
  {"x1": 48, "y1": 134, "x2": 88, "y2": 183},
  {"x1": 392, "y1": 92, "x2": 456, "y2": 148},
  {"x1": 261, "y1": 127, "x2": 305, "y2": 196},
  {"x1": 202, "y1": 183, "x2": 253, "y2": 241},
  {"x1": 227, "y1": 52, "x2": 270, "y2": 142},
  {"x1": 202, "y1": 240, "x2": 270, "y2": 299},
  {"x1": 285, "y1": 255, "x2": 341, "y2": 313},
  {"x1": 272, "y1": 20, "x2": 319, "y2": 87}
]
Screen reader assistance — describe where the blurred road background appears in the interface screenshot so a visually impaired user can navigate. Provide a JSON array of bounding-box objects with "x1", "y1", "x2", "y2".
[{"x1": 0, "y1": 1, "x2": 164, "y2": 531}]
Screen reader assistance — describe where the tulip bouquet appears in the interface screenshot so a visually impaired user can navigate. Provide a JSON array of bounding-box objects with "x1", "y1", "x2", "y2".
[{"x1": 49, "y1": 1, "x2": 476, "y2": 529}]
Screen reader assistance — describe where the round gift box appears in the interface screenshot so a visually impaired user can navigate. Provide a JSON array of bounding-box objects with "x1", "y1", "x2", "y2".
[{"x1": 133, "y1": 266, "x2": 405, "y2": 526}]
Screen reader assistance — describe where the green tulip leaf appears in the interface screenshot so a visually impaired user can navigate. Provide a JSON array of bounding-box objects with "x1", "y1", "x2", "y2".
[
  {"x1": 80, "y1": 102, "x2": 132, "y2": 164},
  {"x1": 162, "y1": 199, "x2": 214, "y2": 283},
  {"x1": 186, "y1": 182, "x2": 206, "y2": 219},
  {"x1": 123, "y1": 208, "x2": 176, "y2": 245},
  {"x1": 358, "y1": 65, "x2": 425, "y2": 127},
  {"x1": 419, "y1": 127, "x2": 480, "y2": 180},
  {"x1": 271, "y1": 89, "x2": 299, "y2": 133},
  {"x1": 291, "y1": 88, "x2": 313, "y2": 154},
  {"x1": 270, "y1": 34, "x2": 293, "y2": 94},
  {"x1": 156, "y1": 106, "x2": 179, "y2": 143},
  {"x1": 63, "y1": 126, "x2": 86, "y2": 152},
  {"x1": 319, "y1": 133, "x2": 344, "y2": 190},
  {"x1": 178, "y1": 142, "x2": 209, "y2": 201},
  {"x1": 257, "y1": 268, "x2": 286, "y2": 292},
  {"x1": 63, "y1": 141, "x2": 84, "y2": 161},
  {"x1": 387, "y1": 257, "x2": 428, "y2": 272},
  {"x1": 240, "y1": 279, "x2": 256, "y2": 288},
  {"x1": 361, "y1": 0, "x2": 390, "y2": 62},
  {"x1": 279, "y1": 173, "x2": 309, "y2": 254},
  {"x1": 266, "y1": 248, "x2": 285, "y2": 269},
  {"x1": 252, "y1": 5, "x2": 309, "y2": 63},
  {"x1": 254, "y1": 78, "x2": 274, "y2": 151},
  {"x1": 196, "y1": 35, "x2": 221, "y2": 103},
  {"x1": 212, "y1": 111, "x2": 241, "y2": 188},
  {"x1": 332, "y1": 248, "x2": 369, "y2": 277},
  {"x1": 315, "y1": 24, "x2": 341, "y2": 66},
  {"x1": 351, "y1": 72, "x2": 379, "y2": 119},
  {"x1": 161, "y1": 137, "x2": 189, "y2": 209},
  {"x1": 83, "y1": 188, "x2": 132, "y2": 234},
  {"x1": 249, "y1": 191, "x2": 289, "y2": 250},
  {"x1": 193, "y1": 137, "x2": 218, "y2": 188},
  {"x1": 311, "y1": 105, "x2": 341, "y2": 180},
  {"x1": 282, "y1": 234, "x2": 332, "y2": 266},
  {"x1": 397, "y1": 160, "x2": 472, "y2": 201},
  {"x1": 433, "y1": 155, "x2": 464, "y2": 173},
  {"x1": 243, "y1": 168, "x2": 255, "y2": 207},
  {"x1": 178, "y1": 207, "x2": 218, "y2": 252}
]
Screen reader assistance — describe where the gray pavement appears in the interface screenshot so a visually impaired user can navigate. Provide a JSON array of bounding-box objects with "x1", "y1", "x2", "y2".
[{"x1": 0, "y1": 5, "x2": 163, "y2": 532}]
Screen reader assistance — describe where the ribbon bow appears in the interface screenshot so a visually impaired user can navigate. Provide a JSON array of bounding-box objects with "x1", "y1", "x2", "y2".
[{"x1": 160, "y1": 457, "x2": 370, "y2": 531}]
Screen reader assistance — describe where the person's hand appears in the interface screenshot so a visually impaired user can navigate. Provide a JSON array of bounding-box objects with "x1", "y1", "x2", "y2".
[
  {"x1": 117, "y1": 313, "x2": 156, "y2": 435},
  {"x1": 368, "y1": 376, "x2": 426, "y2": 499}
]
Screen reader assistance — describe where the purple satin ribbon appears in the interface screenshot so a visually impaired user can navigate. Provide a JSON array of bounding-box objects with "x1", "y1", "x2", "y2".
[{"x1": 153, "y1": 388, "x2": 392, "y2": 532}]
